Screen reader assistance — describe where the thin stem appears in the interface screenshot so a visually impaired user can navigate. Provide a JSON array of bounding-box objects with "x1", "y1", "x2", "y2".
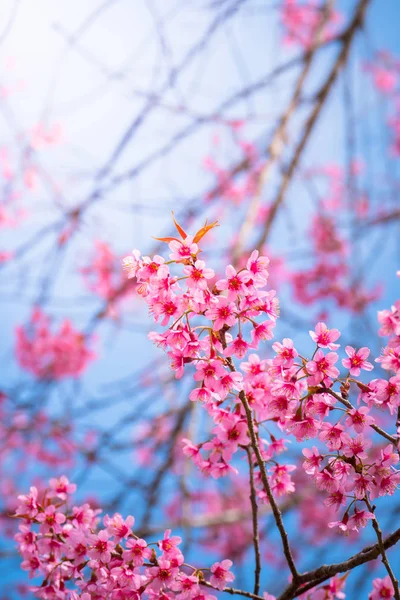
[
  {"x1": 238, "y1": 388, "x2": 299, "y2": 582},
  {"x1": 220, "y1": 331, "x2": 299, "y2": 582},
  {"x1": 245, "y1": 445, "x2": 262, "y2": 595},
  {"x1": 365, "y1": 498, "x2": 400, "y2": 600},
  {"x1": 322, "y1": 387, "x2": 398, "y2": 446}
]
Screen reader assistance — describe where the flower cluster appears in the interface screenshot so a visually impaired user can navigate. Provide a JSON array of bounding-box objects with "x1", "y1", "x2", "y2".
[
  {"x1": 81, "y1": 241, "x2": 129, "y2": 303},
  {"x1": 123, "y1": 219, "x2": 298, "y2": 498},
  {"x1": 123, "y1": 218, "x2": 400, "y2": 536},
  {"x1": 16, "y1": 309, "x2": 95, "y2": 380},
  {"x1": 363, "y1": 51, "x2": 399, "y2": 95},
  {"x1": 291, "y1": 211, "x2": 381, "y2": 315},
  {"x1": 14, "y1": 478, "x2": 234, "y2": 600},
  {"x1": 281, "y1": 0, "x2": 342, "y2": 49}
]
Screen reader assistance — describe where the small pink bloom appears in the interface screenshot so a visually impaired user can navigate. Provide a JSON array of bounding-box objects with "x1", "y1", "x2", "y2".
[
  {"x1": 48, "y1": 475, "x2": 76, "y2": 500},
  {"x1": 36, "y1": 505, "x2": 66, "y2": 534},
  {"x1": 224, "y1": 335, "x2": 250, "y2": 359},
  {"x1": 169, "y1": 236, "x2": 198, "y2": 262},
  {"x1": 272, "y1": 338, "x2": 298, "y2": 366},
  {"x1": 123, "y1": 537, "x2": 151, "y2": 566},
  {"x1": 309, "y1": 322, "x2": 340, "y2": 350},
  {"x1": 302, "y1": 446, "x2": 323, "y2": 475},
  {"x1": 88, "y1": 530, "x2": 114, "y2": 563},
  {"x1": 184, "y1": 260, "x2": 214, "y2": 289},
  {"x1": 205, "y1": 297, "x2": 237, "y2": 331},
  {"x1": 306, "y1": 350, "x2": 339, "y2": 386},
  {"x1": 210, "y1": 560, "x2": 235, "y2": 590},
  {"x1": 104, "y1": 513, "x2": 134, "y2": 540},
  {"x1": 216, "y1": 265, "x2": 251, "y2": 300},
  {"x1": 342, "y1": 346, "x2": 373, "y2": 376},
  {"x1": 348, "y1": 508, "x2": 375, "y2": 532},
  {"x1": 16, "y1": 486, "x2": 38, "y2": 518},
  {"x1": 122, "y1": 249, "x2": 141, "y2": 279},
  {"x1": 369, "y1": 575, "x2": 395, "y2": 600},
  {"x1": 158, "y1": 529, "x2": 182, "y2": 555}
]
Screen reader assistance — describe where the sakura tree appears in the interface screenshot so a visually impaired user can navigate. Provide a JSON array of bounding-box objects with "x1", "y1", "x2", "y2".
[{"x1": 0, "y1": 0, "x2": 400, "y2": 599}]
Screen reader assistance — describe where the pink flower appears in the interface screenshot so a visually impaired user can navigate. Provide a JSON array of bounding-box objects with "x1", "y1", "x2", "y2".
[
  {"x1": 214, "y1": 416, "x2": 249, "y2": 452},
  {"x1": 309, "y1": 322, "x2": 340, "y2": 350},
  {"x1": 194, "y1": 360, "x2": 226, "y2": 388},
  {"x1": 14, "y1": 524, "x2": 36, "y2": 554},
  {"x1": 122, "y1": 249, "x2": 141, "y2": 279},
  {"x1": 189, "y1": 387, "x2": 220, "y2": 403},
  {"x1": 184, "y1": 260, "x2": 214, "y2": 289},
  {"x1": 315, "y1": 469, "x2": 339, "y2": 493},
  {"x1": 48, "y1": 476, "x2": 76, "y2": 500},
  {"x1": 319, "y1": 423, "x2": 347, "y2": 451},
  {"x1": 348, "y1": 508, "x2": 375, "y2": 532},
  {"x1": 205, "y1": 297, "x2": 237, "y2": 330},
  {"x1": 123, "y1": 538, "x2": 151, "y2": 566},
  {"x1": 241, "y1": 353, "x2": 266, "y2": 376},
  {"x1": 250, "y1": 320, "x2": 276, "y2": 346},
  {"x1": 16, "y1": 486, "x2": 38, "y2": 518},
  {"x1": 302, "y1": 447, "x2": 323, "y2": 475},
  {"x1": 246, "y1": 250, "x2": 269, "y2": 285},
  {"x1": 88, "y1": 530, "x2": 114, "y2": 563},
  {"x1": 138, "y1": 255, "x2": 169, "y2": 280},
  {"x1": 148, "y1": 558, "x2": 177, "y2": 590},
  {"x1": 216, "y1": 265, "x2": 251, "y2": 300},
  {"x1": 210, "y1": 560, "x2": 235, "y2": 590},
  {"x1": 306, "y1": 350, "x2": 339, "y2": 386},
  {"x1": 342, "y1": 346, "x2": 373, "y2": 376},
  {"x1": 345, "y1": 407, "x2": 375, "y2": 432},
  {"x1": 369, "y1": 575, "x2": 395, "y2": 599},
  {"x1": 272, "y1": 338, "x2": 298, "y2": 366},
  {"x1": 169, "y1": 236, "x2": 198, "y2": 262},
  {"x1": 158, "y1": 529, "x2": 182, "y2": 556},
  {"x1": 104, "y1": 513, "x2": 135, "y2": 540},
  {"x1": 328, "y1": 514, "x2": 349, "y2": 532},
  {"x1": 378, "y1": 302, "x2": 400, "y2": 337},
  {"x1": 36, "y1": 505, "x2": 66, "y2": 534},
  {"x1": 224, "y1": 335, "x2": 250, "y2": 359},
  {"x1": 171, "y1": 574, "x2": 200, "y2": 598}
]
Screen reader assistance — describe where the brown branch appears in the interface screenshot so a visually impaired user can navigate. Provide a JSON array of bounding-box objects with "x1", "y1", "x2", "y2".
[
  {"x1": 245, "y1": 445, "x2": 262, "y2": 595},
  {"x1": 365, "y1": 498, "x2": 400, "y2": 600},
  {"x1": 238, "y1": 389, "x2": 298, "y2": 582},
  {"x1": 255, "y1": 0, "x2": 371, "y2": 250},
  {"x1": 203, "y1": 581, "x2": 264, "y2": 600},
  {"x1": 277, "y1": 527, "x2": 400, "y2": 600},
  {"x1": 232, "y1": 0, "x2": 335, "y2": 262},
  {"x1": 220, "y1": 330, "x2": 298, "y2": 581}
]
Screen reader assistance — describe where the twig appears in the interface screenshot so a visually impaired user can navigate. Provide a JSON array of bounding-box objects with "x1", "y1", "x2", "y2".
[
  {"x1": 322, "y1": 387, "x2": 398, "y2": 446},
  {"x1": 245, "y1": 445, "x2": 262, "y2": 595},
  {"x1": 255, "y1": 0, "x2": 371, "y2": 250},
  {"x1": 365, "y1": 498, "x2": 400, "y2": 600},
  {"x1": 277, "y1": 527, "x2": 400, "y2": 600}
]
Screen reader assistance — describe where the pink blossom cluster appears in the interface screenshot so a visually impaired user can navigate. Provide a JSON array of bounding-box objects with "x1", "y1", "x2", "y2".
[
  {"x1": 123, "y1": 223, "x2": 399, "y2": 535},
  {"x1": 281, "y1": 0, "x2": 342, "y2": 49},
  {"x1": 364, "y1": 51, "x2": 399, "y2": 95},
  {"x1": 81, "y1": 240, "x2": 130, "y2": 304},
  {"x1": 369, "y1": 576, "x2": 395, "y2": 600},
  {"x1": 122, "y1": 230, "x2": 298, "y2": 495},
  {"x1": 291, "y1": 213, "x2": 382, "y2": 314},
  {"x1": 14, "y1": 478, "x2": 234, "y2": 600},
  {"x1": 0, "y1": 391, "x2": 76, "y2": 470},
  {"x1": 16, "y1": 308, "x2": 95, "y2": 380}
]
